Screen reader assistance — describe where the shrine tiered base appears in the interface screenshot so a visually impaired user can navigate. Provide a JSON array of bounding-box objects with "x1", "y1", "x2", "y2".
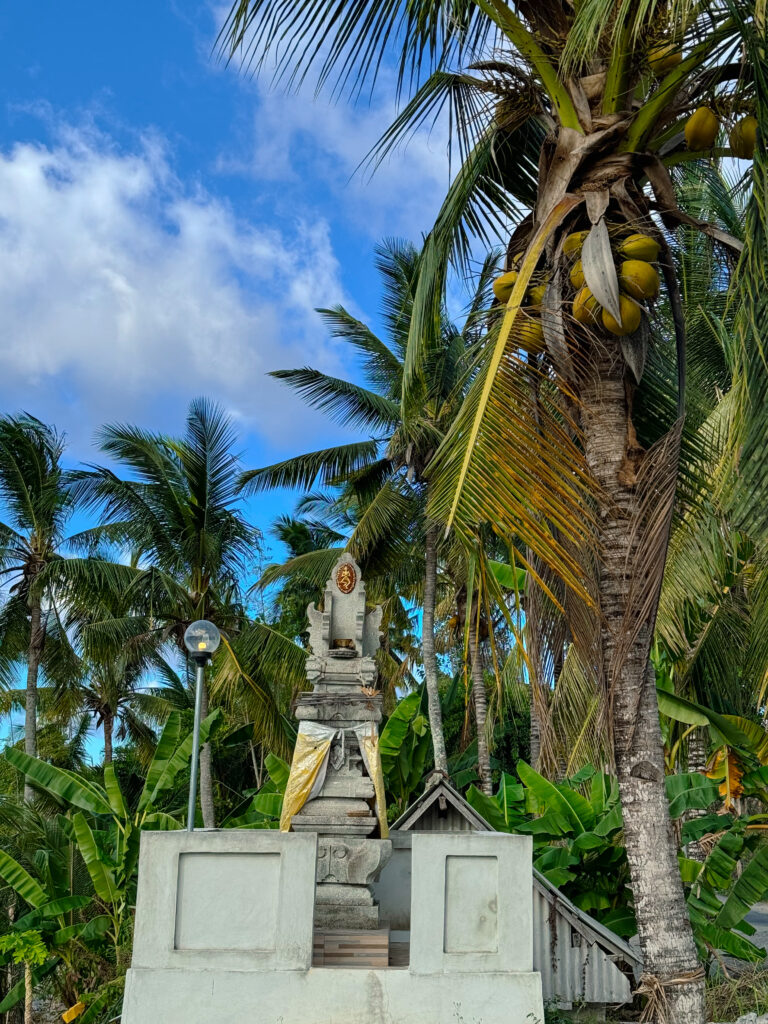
[{"x1": 121, "y1": 831, "x2": 545, "y2": 1024}]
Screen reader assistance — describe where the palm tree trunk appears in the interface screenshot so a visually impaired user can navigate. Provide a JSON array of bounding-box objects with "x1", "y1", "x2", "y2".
[
  {"x1": 684, "y1": 727, "x2": 709, "y2": 862},
  {"x1": 581, "y1": 348, "x2": 704, "y2": 1023},
  {"x1": 24, "y1": 593, "x2": 44, "y2": 804},
  {"x1": 199, "y1": 682, "x2": 216, "y2": 829},
  {"x1": 103, "y1": 714, "x2": 114, "y2": 766},
  {"x1": 423, "y1": 522, "x2": 448, "y2": 774},
  {"x1": 469, "y1": 630, "x2": 492, "y2": 795}
]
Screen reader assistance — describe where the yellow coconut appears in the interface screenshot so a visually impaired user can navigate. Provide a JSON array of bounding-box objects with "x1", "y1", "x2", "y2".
[
  {"x1": 619, "y1": 233, "x2": 661, "y2": 262},
  {"x1": 493, "y1": 270, "x2": 519, "y2": 304},
  {"x1": 730, "y1": 115, "x2": 758, "y2": 160},
  {"x1": 527, "y1": 284, "x2": 547, "y2": 308},
  {"x1": 569, "y1": 260, "x2": 586, "y2": 290},
  {"x1": 602, "y1": 295, "x2": 643, "y2": 337},
  {"x1": 685, "y1": 106, "x2": 719, "y2": 150},
  {"x1": 563, "y1": 230, "x2": 590, "y2": 256},
  {"x1": 573, "y1": 287, "x2": 601, "y2": 327},
  {"x1": 648, "y1": 42, "x2": 682, "y2": 76},
  {"x1": 619, "y1": 260, "x2": 660, "y2": 301},
  {"x1": 517, "y1": 316, "x2": 545, "y2": 355}
]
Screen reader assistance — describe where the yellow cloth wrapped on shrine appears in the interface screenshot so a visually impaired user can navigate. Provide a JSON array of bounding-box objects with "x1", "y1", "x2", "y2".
[
  {"x1": 279, "y1": 720, "x2": 389, "y2": 838},
  {"x1": 279, "y1": 727, "x2": 332, "y2": 832}
]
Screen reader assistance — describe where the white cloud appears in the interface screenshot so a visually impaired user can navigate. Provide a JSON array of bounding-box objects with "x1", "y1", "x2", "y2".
[
  {"x1": 217, "y1": 79, "x2": 453, "y2": 241},
  {"x1": 0, "y1": 123, "x2": 350, "y2": 454}
]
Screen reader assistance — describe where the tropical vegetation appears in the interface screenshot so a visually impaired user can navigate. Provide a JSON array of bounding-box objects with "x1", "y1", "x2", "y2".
[{"x1": 0, "y1": 2, "x2": 767, "y2": 1022}]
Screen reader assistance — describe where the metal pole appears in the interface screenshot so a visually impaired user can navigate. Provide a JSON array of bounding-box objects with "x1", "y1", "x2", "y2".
[{"x1": 187, "y1": 658, "x2": 206, "y2": 831}]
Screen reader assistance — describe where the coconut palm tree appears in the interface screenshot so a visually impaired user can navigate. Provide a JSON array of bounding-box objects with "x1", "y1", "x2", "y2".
[
  {"x1": 240, "y1": 240, "x2": 498, "y2": 776},
  {"x1": 221, "y1": 3, "x2": 765, "y2": 1018},
  {"x1": 0, "y1": 415, "x2": 124, "y2": 803},
  {"x1": 69, "y1": 398, "x2": 264, "y2": 827}
]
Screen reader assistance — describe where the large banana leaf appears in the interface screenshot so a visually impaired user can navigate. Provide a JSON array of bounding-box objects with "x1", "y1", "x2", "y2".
[
  {"x1": 71, "y1": 813, "x2": 119, "y2": 906},
  {"x1": 516, "y1": 760, "x2": 596, "y2": 832},
  {"x1": 14, "y1": 896, "x2": 91, "y2": 931},
  {"x1": 465, "y1": 786, "x2": 511, "y2": 833},
  {"x1": 143, "y1": 709, "x2": 222, "y2": 808},
  {"x1": 665, "y1": 772, "x2": 720, "y2": 818},
  {"x1": 4, "y1": 748, "x2": 112, "y2": 816},
  {"x1": 716, "y1": 846, "x2": 768, "y2": 930},
  {"x1": 52, "y1": 915, "x2": 111, "y2": 946},
  {"x1": 657, "y1": 689, "x2": 754, "y2": 749},
  {"x1": 379, "y1": 691, "x2": 422, "y2": 766},
  {"x1": 138, "y1": 711, "x2": 182, "y2": 812},
  {"x1": 0, "y1": 850, "x2": 47, "y2": 908},
  {"x1": 103, "y1": 764, "x2": 127, "y2": 819}
]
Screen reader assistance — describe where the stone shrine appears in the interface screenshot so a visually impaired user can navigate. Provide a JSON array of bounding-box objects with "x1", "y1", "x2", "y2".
[
  {"x1": 280, "y1": 553, "x2": 391, "y2": 932},
  {"x1": 121, "y1": 554, "x2": 545, "y2": 1024}
]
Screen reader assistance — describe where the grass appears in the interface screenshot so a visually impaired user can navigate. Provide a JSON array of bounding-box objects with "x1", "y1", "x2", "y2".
[{"x1": 706, "y1": 966, "x2": 768, "y2": 1022}]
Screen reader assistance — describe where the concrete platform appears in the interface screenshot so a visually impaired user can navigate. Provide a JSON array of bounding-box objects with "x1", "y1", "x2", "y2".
[{"x1": 122, "y1": 966, "x2": 545, "y2": 1024}]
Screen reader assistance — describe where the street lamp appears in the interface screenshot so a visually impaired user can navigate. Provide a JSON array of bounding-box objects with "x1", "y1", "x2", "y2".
[{"x1": 183, "y1": 620, "x2": 221, "y2": 831}]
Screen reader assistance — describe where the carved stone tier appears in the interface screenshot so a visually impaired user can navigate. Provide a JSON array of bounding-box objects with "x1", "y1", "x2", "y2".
[
  {"x1": 294, "y1": 692, "x2": 383, "y2": 724},
  {"x1": 294, "y1": 553, "x2": 392, "y2": 930}
]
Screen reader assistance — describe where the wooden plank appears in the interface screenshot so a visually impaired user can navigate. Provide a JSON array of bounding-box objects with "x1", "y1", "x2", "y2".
[{"x1": 313, "y1": 927, "x2": 390, "y2": 968}]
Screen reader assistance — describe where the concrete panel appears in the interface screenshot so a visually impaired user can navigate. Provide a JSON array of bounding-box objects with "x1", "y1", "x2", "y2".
[
  {"x1": 174, "y1": 852, "x2": 280, "y2": 951},
  {"x1": 444, "y1": 855, "x2": 498, "y2": 953},
  {"x1": 130, "y1": 831, "x2": 316, "y2": 973},
  {"x1": 410, "y1": 832, "x2": 533, "y2": 975},
  {"x1": 370, "y1": 831, "x2": 412, "y2": 931},
  {"x1": 122, "y1": 965, "x2": 545, "y2": 1024}
]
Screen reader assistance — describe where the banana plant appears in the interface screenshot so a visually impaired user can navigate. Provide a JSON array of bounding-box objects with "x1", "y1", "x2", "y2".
[
  {"x1": 3, "y1": 709, "x2": 220, "y2": 970},
  {"x1": 379, "y1": 689, "x2": 432, "y2": 815},
  {"x1": 681, "y1": 817, "x2": 768, "y2": 962},
  {"x1": 220, "y1": 752, "x2": 290, "y2": 828},
  {"x1": 657, "y1": 685, "x2": 768, "y2": 809}
]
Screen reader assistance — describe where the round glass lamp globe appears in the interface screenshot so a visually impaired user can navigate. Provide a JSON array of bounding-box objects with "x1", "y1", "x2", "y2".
[{"x1": 184, "y1": 620, "x2": 221, "y2": 656}]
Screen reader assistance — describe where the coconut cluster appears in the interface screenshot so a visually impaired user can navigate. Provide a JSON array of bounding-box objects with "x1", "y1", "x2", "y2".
[
  {"x1": 569, "y1": 231, "x2": 661, "y2": 338},
  {"x1": 491, "y1": 256, "x2": 548, "y2": 354},
  {"x1": 647, "y1": 39, "x2": 758, "y2": 159},
  {"x1": 684, "y1": 107, "x2": 757, "y2": 158}
]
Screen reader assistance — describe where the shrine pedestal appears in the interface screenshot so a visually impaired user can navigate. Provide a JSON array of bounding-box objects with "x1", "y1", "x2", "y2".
[{"x1": 121, "y1": 830, "x2": 544, "y2": 1024}]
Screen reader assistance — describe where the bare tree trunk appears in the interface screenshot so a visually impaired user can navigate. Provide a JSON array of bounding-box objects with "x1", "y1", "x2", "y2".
[
  {"x1": 199, "y1": 682, "x2": 216, "y2": 828},
  {"x1": 529, "y1": 700, "x2": 541, "y2": 768},
  {"x1": 23, "y1": 962, "x2": 32, "y2": 1024},
  {"x1": 581, "y1": 348, "x2": 704, "y2": 1023},
  {"x1": 103, "y1": 714, "x2": 114, "y2": 766},
  {"x1": 423, "y1": 522, "x2": 448, "y2": 774},
  {"x1": 469, "y1": 630, "x2": 492, "y2": 795},
  {"x1": 24, "y1": 594, "x2": 44, "y2": 804}
]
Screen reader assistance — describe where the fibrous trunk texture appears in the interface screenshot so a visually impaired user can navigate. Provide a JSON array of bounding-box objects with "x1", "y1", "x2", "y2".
[
  {"x1": 24, "y1": 593, "x2": 44, "y2": 804},
  {"x1": 423, "y1": 522, "x2": 448, "y2": 774},
  {"x1": 581, "y1": 346, "x2": 704, "y2": 1023},
  {"x1": 103, "y1": 714, "x2": 114, "y2": 766},
  {"x1": 24, "y1": 961, "x2": 32, "y2": 1024},
  {"x1": 469, "y1": 630, "x2": 493, "y2": 795},
  {"x1": 199, "y1": 681, "x2": 216, "y2": 829},
  {"x1": 684, "y1": 728, "x2": 709, "y2": 861}
]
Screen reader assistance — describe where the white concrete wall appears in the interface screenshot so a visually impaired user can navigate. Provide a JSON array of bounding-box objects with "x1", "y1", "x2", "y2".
[
  {"x1": 129, "y1": 830, "x2": 317, "y2": 973},
  {"x1": 410, "y1": 832, "x2": 534, "y2": 975},
  {"x1": 123, "y1": 829, "x2": 544, "y2": 1024}
]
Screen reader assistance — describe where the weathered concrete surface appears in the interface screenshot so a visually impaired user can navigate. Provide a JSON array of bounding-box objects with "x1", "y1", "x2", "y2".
[
  {"x1": 122, "y1": 966, "x2": 546, "y2": 1024},
  {"x1": 128, "y1": 830, "x2": 317, "y2": 974},
  {"x1": 410, "y1": 832, "x2": 534, "y2": 975}
]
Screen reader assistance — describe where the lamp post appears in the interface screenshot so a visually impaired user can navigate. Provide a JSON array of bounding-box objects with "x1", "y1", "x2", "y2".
[{"x1": 183, "y1": 620, "x2": 221, "y2": 831}]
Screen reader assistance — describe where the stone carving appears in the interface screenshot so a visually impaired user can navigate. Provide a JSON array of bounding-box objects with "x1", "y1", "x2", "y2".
[
  {"x1": 291, "y1": 553, "x2": 392, "y2": 930},
  {"x1": 335, "y1": 562, "x2": 357, "y2": 594}
]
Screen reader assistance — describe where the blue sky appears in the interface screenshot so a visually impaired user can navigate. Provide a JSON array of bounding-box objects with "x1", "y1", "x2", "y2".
[{"x1": 0, "y1": 1, "x2": 460, "y2": 559}]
